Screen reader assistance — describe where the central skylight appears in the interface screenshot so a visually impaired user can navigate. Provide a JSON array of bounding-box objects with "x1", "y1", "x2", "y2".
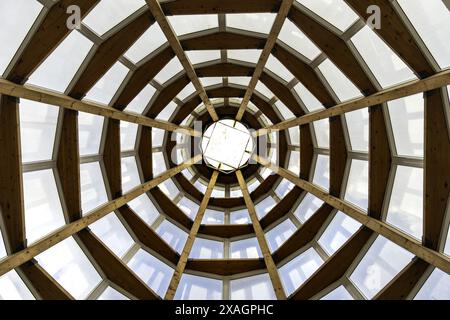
[{"x1": 201, "y1": 120, "x2": 254, "y2": 173}]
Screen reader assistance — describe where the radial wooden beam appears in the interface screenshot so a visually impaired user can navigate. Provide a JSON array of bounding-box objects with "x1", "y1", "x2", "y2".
[
  {"x1": 423, "y1": 89, "x2": 450, "y2": 250},
  {"x1": 165, "y1": 171, "x2": 219, "y2": 300},
  {"x1": 0, "y1": 95, "x2": 25, "y2": 254},
  {"x1": 0, "y1": 156, "x2": 201, "y2": 277},
  {"x1": 17, "y1": 261, "x2": 73, "y2": 300},
  {"x1": 145, "y1": 0, "x2": 219, "y2": 121},
  {"x1": 374, "y1": 258, "x2": 429, "y2": 300},
  {"x1": 254, "y1": 69, "x2": 450, "y2": 135},
  {"x1": 236, "y1": 170, "x2": 287, "y2": 300},
  {"x1": 235, "y1": 0, "x2": 295, "y2": 121},
  {"x1": 6, "y1": 0, "x2": 99, "y2": 83},
  {"x1": 290, "y1": 228, "x2": 373, "y2": 299},
  {"x1": 254, "y1": 155, "x2": 450, "y2": 275},
  {"x1": 0, "y1": 79, "x2": 199, "y2": 136},
  {"x1": 76, "y1": 229, "x2": 159, "y2": 299}
]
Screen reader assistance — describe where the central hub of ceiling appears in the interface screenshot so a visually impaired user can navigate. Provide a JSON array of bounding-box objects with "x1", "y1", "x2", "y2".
[{"x1": 200, "y1": 120, "x2": 254, "y2": 174}]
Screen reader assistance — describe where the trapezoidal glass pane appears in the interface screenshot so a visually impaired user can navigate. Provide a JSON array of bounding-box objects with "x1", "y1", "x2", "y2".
[
  {"x1": 320, "y1": 286, "x2": 353, "y2": 300},
  {"x1": 83, "y1": 0, "x2": 145, "y2": 36},
  {"x1": 80, "y1": 161, "x2": 108, "y2": 214},
  {"x1": 350, "y1": 236, "x2": 414, "y2": 299},
  {"x1": 344, "y1": 159, "x2": 369, "y2": 211},
  {"x1": 19, "y1": 99, "x2": 58, "y2": 163},
  {"x1": 397, "y1": 0, "x2": 450, "y2": 69},
  {"x1": 226, "y1": 13, "x2": 275, "y2": 34},
  {"x1": 386, "y1": 166, "x2": 423, "y2": 240},
  {"x1": 127, "y1": 249, "x2": 174, "y2": 298},
  {"x1": 0, "y1": 0, "x2": 42, "y2": 76},
  {"x1": 414, "y1": 268, "x2": 450, "y2": 300},
  {"x1": 295, "y1": 0, "x2": 359, "y2": 32},
  {"x1": 23, "y1": 169, "x2": 65, "y2": 244},
  {"x1": 279, "y1": 247, "x2": 324, "y2": 296},
  {"x1": 230, "y1": 274, "x2": 276, "y2": 300},
  {"x1": 0, "y1": 270, "x2": 34, "y2": 300},
  {"x1": 36, "y1": 237, "x2": 102, "y2": 300},
  {"x1": 175, "y1": 274, "x2": 222, "y2": 300},
  {"x1": 27, "y1": 31, "x2": 93, "y2": 93}
]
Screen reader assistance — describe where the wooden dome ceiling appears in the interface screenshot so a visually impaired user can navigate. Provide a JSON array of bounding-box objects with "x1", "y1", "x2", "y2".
[{"x1": 0, "y1": 0, "x2": 449, "y2": 300}]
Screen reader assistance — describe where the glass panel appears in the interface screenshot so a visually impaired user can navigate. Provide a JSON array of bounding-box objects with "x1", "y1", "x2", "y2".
[
  {"x1": 189, "y1": 238, "x2": 224, "y2": 259},
  {"x1": 313, "y1": 119, "x2": 329, "y2": 148},
  {"x1": 345, "y1": 109, "x2": 369, "y2": 152},
  {"x1": 156, "y1": 220, "x2": 188, "y2": 254},
  {"x1": 200, "y1": 77, "x2": 223, "y2": 87},
  {"x1": 388, "y1": 93, "x2": 424, "y2": 157},
  {"x1": 156, "y1": 101, "x2": 178, "y2": 121},
  {"x1": 397, "y1": 0, "x2": 450, "y2": 69},
  {"x1": 386, "y1": 166, "x2": 423, "y2": 240},
  {"x1": 275, "y1": 179, "x2": 295, "y2": 198},
  {"x1": 175, "y1": 274, "x2": 222, "y2": 300},
  {"x1": 28, "y1": 31, "x2": 92, "y2": 92},
  {"x1": 177, "y1": 83, "x2": 196, "y2": 101},
  {"x1": 255, "y1": 196, "x2": 277, "y2": 219},
  {"x1": 127, "y1": 249, "x2": 174, "y2": 298},
  {"x1": 98, "y1": 287, "x2": 129, "y2": 300},
  {"x1": 178, "y1": 197, "x2": 199, "y2": 220},
  {"x1": 255, "y1": 81, "x2": 275, "y2": 100},
  {"x1": 414, "y1": 268, "x2": 450, "y2": 300},
  {"x1": 78, "y1": 112, "x2": 104, "y2": 156},
  {"x1": 23, "y1": 169, "x2": 65, "y2": 244},
  {"x1": 124, "y1": 23, "x2": 166, "y2": 63},
  {"x1": 19, "y1": 100, "x2": 58, "y2": 163},
  {"x1": 80, "y1": 162, "x2": 108, "y2": 214},
  {"x1": 344, "y1": 159, "x2": 369, "y2": 211},
  {"x1": 125, "y1": 84, "x2": 157, "y2": 114},
  {"x1": 320, "y1": 286, "x2": 353, "y2": 300},
  {"x1": 227, "y1": 13, "x2": 275, "y2": 34},
  {"x1": 121, "y1": 156, "x2": 141, "y2": 193},
  {"x1": 279, "y1": 248, "x2": 324, "y2": 296},
  {"x1": 295, "y1": 0, "x2": 359, "y2": 32},
  {"x1": 318, "y1": 211, "x2": 362, "y2": 256},
  {"x1": 351, "y1": 25, "x2": 416, "y2": 88},
  {"x1": 288, "y1": 127, "x2": 300, "y2": 146},
  {"x1": 36, "y1": 237, "x2": 102, "y2": 299},
  {"x1": 0, "y1": 0, "x2": 42, "y2": 75},
  {"x1": 159, "y1": 179, "x2": 179, "y2": 200},
  {"x1": 229, "y1": 76, "x2": 251, "y2": 87},
  {"x1": 127, "y1": 194, "x2": 160, "y2": 226},
  {"x1": 228, "y1": 49, "x2": 262, "y2": 64},
  {"x1": 202, "y1": 209, "x2": 225, "y2": 225},
  {"x1": 274, "y1": 100, "x2": 295, "y2": 120},
  {"x1": 186, "y1": 50, "x2": 221, "y2": 65},
  {"x1": 266, "y1": 55, "x2": 295, "y2": 82},
  {"x1": 293, "y1": 82, "x2": 324, "y2": 112},
  {"x1": 83, "y1": 0, "x2": 145, "y2": 36},
  {"x1": 350, "y1": 236, "x2": 414, "y2": 299},
  {"x1": 152, "y1": 129, "x2": 165, "y2": 147},
  {"x1": 153, "y1": 152, "x2": 167, "y2": 176},
  {"x1": 84, "y1": 62, "x2": 129, "y2": 105},
  {"x1": 168, "y1": 15, "x2": 218, "y2": 36},
  {"x1": 318, "y1": 59, "x2": 362, "y2": 102},
  {"x1": 230, "y1": 209, "x2": 251, "y2": 225},
  {"x1": 0, "y1": 270, "x2": 34, "y2": 300},
  {"x1": 288, "y1": 151, "x2": 300, "y2": 176},
  {"x1": 279, "y1": 19, "x2": 320, "y2": 60},
  {"x1": 120, "y1": 121, "x2": 138, "y2": 151},
  {"x1": 230, "y1": 274, "x2": 276, "y2": 300},
  {"x1": 293, "y1": 193, "x2": 324, "y2": 223},
  {"x1": 312, "y1": 154, "x2": 330, "y2": 191},
  {"x1": 266, "y1": 219, "x2": 297, "y2": 253},
  {"x1": 90, "y1": 213, "x2": 134, "y2": 258},
  {"x1": 230, "y1": 238, "x2": 262, "y2": 259}
]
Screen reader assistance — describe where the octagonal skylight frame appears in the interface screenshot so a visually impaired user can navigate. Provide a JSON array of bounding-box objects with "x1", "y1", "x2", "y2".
[{"x1": 200, "y1": 120, "x2": 255, "y2": 174}]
